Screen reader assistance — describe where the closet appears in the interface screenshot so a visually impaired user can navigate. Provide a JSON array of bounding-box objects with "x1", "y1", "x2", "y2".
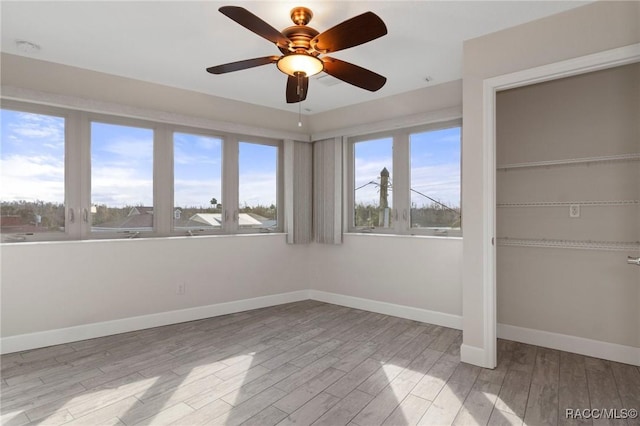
[{"x1": 495, "y1": 63, "x2": 640, "y2": 352}]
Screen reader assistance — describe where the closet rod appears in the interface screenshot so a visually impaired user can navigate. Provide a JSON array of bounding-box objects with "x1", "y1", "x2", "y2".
[
  {"x1": 497, "y1": 153, "x2": 640, "y2": 170},
  {"x1": 497, "y1": 237, "x2": 640, "y2": 252},
  {"x1": 497, "y1": 200, "x2": 639, "y2": 208}
]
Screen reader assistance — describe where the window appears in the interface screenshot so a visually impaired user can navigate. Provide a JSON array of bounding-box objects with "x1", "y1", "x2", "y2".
[
  {"x1": 238, "y1": 141, "x2": 278, "y2": 231},
  {"x1": 410, "y1": 126, "x2": 461, "y2": 232},
  {"x1": 349, "y1": 120, "x2": 462, "y2": 236},
  {"x1": 353, "y1": 137, "x2": 393, "y2": 229},
  {"x1": 90, "y1": 121, "x2": 154, "y2": 234},
  {"x1": 1, "y1": 108, "x2": 66, "y2": 242},
  {"x1": 173, "y1": 132, "x2": 222, "y2": 232},
  {"x1": 0, "y1": 100, "x2": 284, "y2": 242}
]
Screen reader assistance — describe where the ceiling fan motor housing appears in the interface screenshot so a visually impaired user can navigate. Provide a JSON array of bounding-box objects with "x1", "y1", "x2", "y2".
[{"x1": 290, "y1": 7, "x2": 313, "y2": 25}]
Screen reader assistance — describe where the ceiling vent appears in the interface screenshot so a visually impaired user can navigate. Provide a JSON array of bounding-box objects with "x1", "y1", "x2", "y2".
[{"x1": 315, "y1": 74, "x2": 343, "y2": 87}]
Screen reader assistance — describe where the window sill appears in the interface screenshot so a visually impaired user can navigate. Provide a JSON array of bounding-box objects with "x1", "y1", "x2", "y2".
[
  {"x1": 345, "y1": 232, "x2": 462, "y2": 240},
  {"x1": 1, "y1": 232, "x2": 287, "y2": 246}
]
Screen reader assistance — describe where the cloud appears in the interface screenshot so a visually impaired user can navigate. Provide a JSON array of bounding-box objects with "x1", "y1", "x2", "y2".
[
  {"x1": 174, "y1": 178, "x2": 222, "y2": 207},
  {"x1": 95, "y1": 137, "x2": 153, "y2": 162},
  {"x1": 91, "y1": 166, "x2": 153, "y2": 206},
  {"x1": 0, "y1": 155, "x2": 64, "y2": 202},
  {"x1": 4, "y1": 111, "x2": 64, "y2": 152},
  {"x1": 239, "y1": 172, "x2": 277, "y2": 207},
  {"x1": 411, "y1": 163, "x2": 460, "y2": 207}
]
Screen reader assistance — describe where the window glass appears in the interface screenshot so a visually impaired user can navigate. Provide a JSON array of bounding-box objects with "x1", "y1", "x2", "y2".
[
  {"x1": 1, "y1": 109, "x2": 65, "y2": 241},
  {"x1": 173, "y1": 132, "x2": 222, "y2": 232},
  {"x1": 354, "y1": 138, "x2": 393, "y2": 229},
  {"x1": 410, "y1": 127, "x2": 461, "y2": 231},
  {"x1": 91, "y1": 122, "x2": 153, "y2": 234},
  {"x1": 238, "y1": 142, "x2": 277, "y2": 230}
]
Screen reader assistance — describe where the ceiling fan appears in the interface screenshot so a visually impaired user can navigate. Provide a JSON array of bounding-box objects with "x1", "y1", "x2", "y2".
[{"x1": 206, "y1": 6, "x2": 388, "y2": 104}]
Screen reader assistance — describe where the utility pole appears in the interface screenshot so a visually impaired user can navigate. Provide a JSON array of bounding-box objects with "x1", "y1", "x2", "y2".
[{"x1": 379, "y1": 167, "x2": 390, "y2": 227}]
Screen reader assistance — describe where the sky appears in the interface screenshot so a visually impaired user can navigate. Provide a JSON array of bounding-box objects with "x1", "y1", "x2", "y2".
[
  {"x1": 2, "y1": 108, "x2": 459, "y2": 210},
  {"x1": 1, "y1": 110, "x2": 278, "y2": 209},
  {"x1": 354, "y1": 127, "x2": 461, "y2": 209},
  {"x1": 0, "y1": 109, "x2": 65, "y2": 203}
]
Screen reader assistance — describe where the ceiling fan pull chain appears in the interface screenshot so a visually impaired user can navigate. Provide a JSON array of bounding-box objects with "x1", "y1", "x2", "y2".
[{"x1": 298, "y1": 72, "x2": 303, "y2": 127}]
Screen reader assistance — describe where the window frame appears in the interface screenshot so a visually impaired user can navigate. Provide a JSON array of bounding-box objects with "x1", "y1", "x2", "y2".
[
  {"x1": 1, "y1": 100, "x2": 285, "y2": 243},
  {"x1": 170, "y1": 126, "x2": 225, "y2": 237},
  {"x1": 87, "y1": 114, "x2": 159, "y2": 240},
  {"x1": 347, "y1": 118, "x2": 462, "y2": 237},
  {"x1": 1, "y1": 100, "x2": 76, "y2": 242},
  {"x1": 235, "y1": 136, "x2": 284, "y2": 234}
]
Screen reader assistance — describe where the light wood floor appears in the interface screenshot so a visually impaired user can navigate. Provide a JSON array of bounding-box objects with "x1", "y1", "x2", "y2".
[{"x1": 1, "y1": 301, "x2": 639, "y2": 426}]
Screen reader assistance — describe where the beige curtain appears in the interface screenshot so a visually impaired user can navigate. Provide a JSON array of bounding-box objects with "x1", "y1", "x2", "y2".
[
  {"x1": 285, "y1": 140, "x2": 313, "y2": 244},
  {"x1": 313, "y1": 137, "x2": 342, "y2": 244}
]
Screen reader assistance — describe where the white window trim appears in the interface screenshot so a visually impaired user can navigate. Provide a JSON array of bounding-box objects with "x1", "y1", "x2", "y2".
[
  {"x1": 1, "y1": 100, "x2": 76, "y2": 242},
  {"x1": 235, "y1": 136, "x2": 284, "y2": 235},
  {"x1": 1, "y1": 99, "x2": 285, "y2": 243},
  {"x1": 347, "y1": 118, "x2": 463, "y2": 237}
]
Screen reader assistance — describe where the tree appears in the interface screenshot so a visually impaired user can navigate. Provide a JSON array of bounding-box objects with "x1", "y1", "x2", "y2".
[{"x1": 210, "y1": 197, "x2": 218, "y2": 207}]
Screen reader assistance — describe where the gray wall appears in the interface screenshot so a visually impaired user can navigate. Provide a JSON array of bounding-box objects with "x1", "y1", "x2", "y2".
[
  {"x1": 496, "y1": 64, "x2": 640, "y2": 348},
  {"x1": 1, "y1": 52, "x2": 463, "y2": 340},
  {"x1": 462, "y1": 0, "x2": 640, "y2": 355}
]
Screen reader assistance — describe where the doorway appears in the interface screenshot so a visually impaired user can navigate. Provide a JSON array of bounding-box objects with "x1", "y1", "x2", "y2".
[
  {"x1": 495, "y1": 63, "x2": 639, "y2": 364},
  {"x1": 481, "y1": 43, "x2": 640, "y2": 367}
]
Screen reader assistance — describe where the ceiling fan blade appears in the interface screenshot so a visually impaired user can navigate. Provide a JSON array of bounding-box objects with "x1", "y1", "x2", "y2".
[
  {"x1": 310, "y1": 12, "x2": 387, "y2": 53},
  {"x1": 207, "y1": 56, "x2": 280, "y2": 74},
  {"x1": 322, "y1": 57, "x2": 386, "y2": 91},
  {"x1": 286, "y1": 74, "x2": 309, "y2": 103},
  {"x1": 219, "y1": 6, "x2": 290, "y2": 48}
]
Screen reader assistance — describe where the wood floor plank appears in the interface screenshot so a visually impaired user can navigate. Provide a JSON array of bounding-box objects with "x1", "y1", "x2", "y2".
[
  {"x1": 289, "y1": 339, "x2": 344, "y2": 368},
  {"x1": 273, "y1": 367, "x2": 345, "y2": 414},
  {"x1": 1, "y1": 302, "x2": 636, "y2": 426},
  {"x1": 333, "y1": 342, "x2": 380, "y2": 373},
  {"x1": 63, "y1": 396, "x2": 142, "y2": 426},
  {"x1": 275, "y1": 356, "x2": 341, "y2": 394},
  {"x1": 352, "y1": 375, "x2": 418, "y2": 426},
  {"x1": 221, "y1": 363, "x2": 300, "y2": 407},
  {"x1": 209, "y1": 386, "x2": 288, "y2": 426},
  {"x1": 311, "y1": 389, "x2": 375, "y2": 426},
  {"x1": 493, "y1": 369, "x2": 532, "y2": 420},
  {"x1": 167, "y1": 399, "x2": 233, "y2": 426},
  {"x1": 241, "y1": 405, "x2": 288, "y2": 426},
  {"x1": 558, "y1": 352, "x2": 591, "y2": 426},
  {"x1": 325, "y1": 358, "x2": 383, "y2": 399},
  {"x1": 410, "y1": 353, "x2": 459, "y2": 402},
  {"x1": 382, "y1": 394, "x2": 432, "y2": 426},
  {"x1": 524, "y1": 383, "x2": 560, "y2": 426},
  {"x1": 452, "y1": 378, "x2": 502, "y2": 426},
  {"x1": 0, "y1": 410, "x2": 31, "y2": 426},
  {"x1": 277, "y1": 392, "x2": 341, "y2": 426},
  {"x1": 609, "y1": 361, "x2": 640, "y2": 420},
  {"x1": 262, "y1": 341, "x2": 322, "y2": 370},
  {"x1": 417, "y1": 377, "x2": 475, "y2": 426},
  {"x1": 487, "y1": 408, "x2": 525, "y2": 426},
  {"x1": 184, "y1": 365, "x2": 271, "y2": 410},
  {"x1": 586, "y1": 367, "x2": 625, "y2": 426},
  {"x1": 130, "y1": 402, "x2": 195, "y2": 426}
]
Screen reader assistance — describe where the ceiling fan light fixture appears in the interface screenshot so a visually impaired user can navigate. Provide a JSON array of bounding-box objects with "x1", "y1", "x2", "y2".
[{"x1": 277, "y1": 53, "x2": 323, "y2": 77}]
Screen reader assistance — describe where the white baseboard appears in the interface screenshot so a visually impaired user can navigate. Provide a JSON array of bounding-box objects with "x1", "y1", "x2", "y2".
[
  {"x1": 308, "y1": 290, "x2": 463, "y2": 330},
  {"x1": 497, "y1": 323, "x2": 640, "y2": 366},
  {"x1": 0, "y1": 290, "x2": 310, "y2": 354},
  {"x1": 460, "y1": 344, "x2": 492, "y2": 368},
  {"x1": 10, "y1": 290, "x2": 634, "y2": 367}
]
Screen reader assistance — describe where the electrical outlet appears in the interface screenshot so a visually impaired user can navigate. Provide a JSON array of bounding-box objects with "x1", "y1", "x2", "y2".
[
  {"x1": 176, "y1": 283, "x2": 186, "y2": 295},
  {"x1": 569, "y1": 204, "x2": 580, "y2": 218}
]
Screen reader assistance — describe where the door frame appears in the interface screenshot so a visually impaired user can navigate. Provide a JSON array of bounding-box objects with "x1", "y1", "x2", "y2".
[{"x1": 481, "y1": 43, "x2": 640, "y2": 368}]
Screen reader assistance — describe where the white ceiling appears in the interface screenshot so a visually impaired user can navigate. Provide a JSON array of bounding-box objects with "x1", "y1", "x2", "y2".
[{"x1": 1, "y1": 1, "x2": 589, "y2": 114}]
